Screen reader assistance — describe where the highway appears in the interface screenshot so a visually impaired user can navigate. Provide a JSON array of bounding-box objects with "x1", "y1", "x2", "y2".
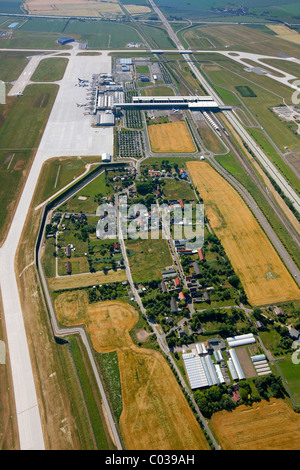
[{"x1": 142, "y1": 1, "x2": 300, "y2": 214}]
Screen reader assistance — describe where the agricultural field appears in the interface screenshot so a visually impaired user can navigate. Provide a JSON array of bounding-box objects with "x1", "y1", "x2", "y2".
[
  {"x1": 48, "y1": 269, "x2": 127, "y2": 291},
  {"x1": 125, "y1": 235, "x2": 173, "y2": 283},
  {"x1": 181, "y1": 24, "x2": 300, "y2": 58},
  {"x1": 5, "y1": 16, "x2": 144, "y2": 49},
  {"x1": 267, "y1": 24, "x2": 300, "y2": 45},
  {"x1": 187, "y1": 161, "x2": 300, "y2": 306},
  {"x1": 211, "y1": 398, "x2": 300, "y2": 450},
  {"x1": 31, "y1": 57, "x2": 68, "y2": 82},
  {"x1": 54, "y1": 294, "x2": 209, "y2": 450},
  {"x1": 23, "y1": 0, "x2": 123, "y2": 17},
  {"x1": 148, "y1": 121, "x2": 196, "y2": 153},
  {"x1": 215, "y1": 151, "x2": 300, "y2": 271},
  {"x1": 124, "y1": 4, "x2": 151, "y2": 15}
]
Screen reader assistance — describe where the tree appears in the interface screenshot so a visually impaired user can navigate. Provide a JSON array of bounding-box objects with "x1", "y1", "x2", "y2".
[
  {"x1": 228, "y1": 275, "x2": 240, "y2": 288},
  {"x1": 239, "y1": 387, "x2": 249, "y2": 402}
]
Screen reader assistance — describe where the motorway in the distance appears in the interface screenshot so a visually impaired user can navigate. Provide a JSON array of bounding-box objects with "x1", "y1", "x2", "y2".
[
  {"x1": 0, "y1": 5, "x2": 299, "y2": 449},
  {"x1": 146, "y1": 0, "x2": 300, "y2": 214}
]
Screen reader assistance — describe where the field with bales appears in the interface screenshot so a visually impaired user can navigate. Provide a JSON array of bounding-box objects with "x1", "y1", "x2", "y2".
[
  {"x1": 187, "y1": 161, "x2": 300, "y2": 306},
  {"x1": 211, "y1": 399, "x2": 300, "y2": 450},
  {"x1": 55, "y1": 293, "x2": 209, "y2": 450}
]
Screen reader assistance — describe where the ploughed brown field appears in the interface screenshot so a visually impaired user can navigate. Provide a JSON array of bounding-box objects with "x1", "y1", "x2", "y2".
[
  {"x1": 55, "y1": 292, "x2": 209, "y2": 450},
  {"x1": 187, "y1": 161, "x2": 300, "y2": 306},
  {"x1": 211, "y1": 398, "x2": 300, "y2": 450}
]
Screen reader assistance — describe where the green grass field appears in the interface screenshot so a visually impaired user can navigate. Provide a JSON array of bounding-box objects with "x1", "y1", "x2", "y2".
[
  {"x1": 0, "y1": 51, "x2": 31, "y2": 82},
  {"x1": 32, "y1": 157, "x2": 90, "y2": 207},
  {"x1": 59, "y1": 172, "x2": 114, "y2": 214},
  {"x1": 162, "y1": 178, "x2": 195, "y2": 200},
  {"x1": 140, "y1": 85, "x2": 175, "y2": 96},
  {"x1": 31, "y1": 57, "x2": 68, "y2": 82},
  {"x1": 125, "y1": 234, "x2": 173, "y2": 283},
  {"x1": 68, "y1": 335, "x2": 114, "y2": 449},
  {"x1": 0, "y1": 84, "x2": 58, "y2": 244},
  {"x1": 96, "y1": 350, "x2": 123, "y2": 422},
  {"x1": 136, "y1": 65, "x2": 149, "y2": 74},
  {"x1": 138, "y1": 23, "x2": 175, "y2": 49},
  {"x1": 276, "y1": 356, "x2": 300, "y2": 405}
]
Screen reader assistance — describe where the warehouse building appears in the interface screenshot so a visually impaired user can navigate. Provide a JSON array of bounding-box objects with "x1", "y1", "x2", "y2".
[
  {"x1": 96, "y1": 112, "x2": 115, "y2": 127},
  {"x1": 195, "y1": 342, "x2": 208, "y2": 356}
]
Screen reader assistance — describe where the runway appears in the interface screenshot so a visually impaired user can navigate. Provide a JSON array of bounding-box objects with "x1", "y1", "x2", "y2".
[{"x1": 0, "y1": 50, "x2": 113, "y2": 449}]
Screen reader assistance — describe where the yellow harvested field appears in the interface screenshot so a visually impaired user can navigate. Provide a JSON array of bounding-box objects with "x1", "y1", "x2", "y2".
[
  {"x1": 55, "y1": 293, "x2": 209, "y2": 450},
  {"x1": 24, "y1": 0, "x2": 122, "y2": 17},
  {"x1": 187, "y1": 161, "x2": 300, "y2": 306},
  {"x1": 124, "y1": 5, "x2": 152, "y2": 14},
  {"x1": 267, "y1": 25, "x2": 300, "y2": 45},
  {"x1": 48, "y1": 269, "x2": 127, "y2": 291},
  {"x1": 148, "y1": 121, "x2": 196, "y2": 153},
  {"x1": 211, "y1": 399, "x2": 300, "y2": 450}
]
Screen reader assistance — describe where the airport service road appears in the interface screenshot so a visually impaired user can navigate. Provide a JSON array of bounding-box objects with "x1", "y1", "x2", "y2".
[{"x1": 0, "y1": 53, "x2": 113, "y2": 450}]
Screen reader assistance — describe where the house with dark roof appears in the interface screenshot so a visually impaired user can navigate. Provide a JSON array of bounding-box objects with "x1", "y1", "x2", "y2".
[{"x1": 171, "y1": 297, "x2": 178, "y2": 313}]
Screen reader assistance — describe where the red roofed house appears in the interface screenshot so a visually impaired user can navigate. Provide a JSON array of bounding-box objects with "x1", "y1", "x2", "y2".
[
  {"x1": 179, "y1": 291, "x2": 186, "y2": 301},
  {"x1": 198, "y1": 248, "x2": 205, "y2": 261},
  {"x1": 232, "y1": 391, "x2": 240, "y2": 402},
  {"x1": 174, "y1": 277, "x2": 181, "y2": 287}
]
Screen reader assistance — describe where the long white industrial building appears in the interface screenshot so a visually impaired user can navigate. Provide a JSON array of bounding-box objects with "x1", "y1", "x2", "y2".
[
  {"x1": 227, "y1": 333, "x2": 256, "y2": 348},
  {"x1": 228, "y1": 349, "x2": 245, "y2": 380},
  {"x1": 251, "y1": 354, "x2": 271, "y2": 376},
  {"x1": 117, "y1": 95, "x2": 231, "y2": 111}
]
